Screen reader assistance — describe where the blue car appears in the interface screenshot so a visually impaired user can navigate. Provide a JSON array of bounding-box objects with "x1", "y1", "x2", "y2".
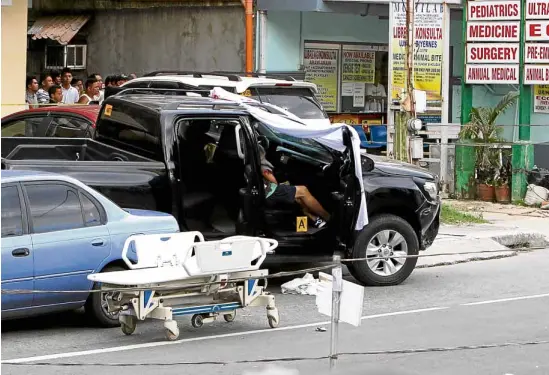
[{"x1": 1, "y1": 170, "x2": 180, "y2": 326}]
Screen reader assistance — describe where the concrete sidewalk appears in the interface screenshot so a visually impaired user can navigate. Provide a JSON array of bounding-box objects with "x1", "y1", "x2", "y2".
[{"x1": 418, "y1": 207, "x2": 549, "y2": 268}]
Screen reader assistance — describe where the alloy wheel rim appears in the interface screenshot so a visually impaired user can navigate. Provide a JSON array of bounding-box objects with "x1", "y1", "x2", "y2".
[
  {"x1": 101, "y1": 292, "x2": 119, "y2": 319},
  {"x1": 365, "y1": 230, "x2": 408, "y2": 276}
]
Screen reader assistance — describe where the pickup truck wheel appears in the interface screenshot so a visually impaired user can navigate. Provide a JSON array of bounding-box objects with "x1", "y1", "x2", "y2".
[
  {"x1": 348, "y1": 214, "x2": 419, "y2": 287},
  {"x1": 85, "y1": 265, "x2": 125, "y2": 327}
]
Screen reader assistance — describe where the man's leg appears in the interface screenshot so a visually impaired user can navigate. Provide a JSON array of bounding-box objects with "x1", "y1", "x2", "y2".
[{"x1": 295, "y1": 186, "x2": 330, "y2": 221}]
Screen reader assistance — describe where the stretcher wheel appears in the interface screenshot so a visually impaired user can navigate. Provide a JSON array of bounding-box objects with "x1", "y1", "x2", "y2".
[
  {"x1": 224, "y1": 310, "x2": 236, "y2": 322},
  {"x1": 164, "y1": 320, "x2": 180, "y2": 341},
  {"x1": 191, "y1": 314, "x2": 204, "y2": 328},
  {"x1": 267, "y1": 307, "x2": 279, "y2": 329},
  {"x1": 165, "y1": 327, "x2": 180, "y2": 341},
  {"x1": 120, "y1": 315, "x2": 137, "y2": 336}
]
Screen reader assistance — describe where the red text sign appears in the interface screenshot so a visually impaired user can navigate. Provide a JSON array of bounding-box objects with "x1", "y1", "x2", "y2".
[
  {"x1": 525, "y1": 43, "x2": 549, "y2": 63},
  {"x1": 467, "y1": 21, "x2": 520, "y2": 41},
  {"x1": 465, "y1": 64, "x2": 519, "y2": 84},
  {"x1": 467, "y1": 43, "x2": 520, "y2": 63},
  {"x1": 526, "y1": 20, "x2": 549, "y2": 41},
  {"x1": 526, "y1": 0, "x2": 549, "y2": 19},
  {"x1": 467, "y1": 1, "x2": 521, "y2": 21},
  {"x1": 524, "y1": 64, "x2": 549, "y2": 84}
]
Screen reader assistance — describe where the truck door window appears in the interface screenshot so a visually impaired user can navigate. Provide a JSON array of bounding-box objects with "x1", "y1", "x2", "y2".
[
  {"x1": 1, "y1": 186, "x2": 24, "y2": 238},
  {"x1": 24, "y1": 184, "x2": 85, "y2": 234},
  {"x1": 97, "y1": 106, "x2": 160, "y2": 159},
  {"x1": 250, "y1": 87, "x2": 328, "y2": 120}
]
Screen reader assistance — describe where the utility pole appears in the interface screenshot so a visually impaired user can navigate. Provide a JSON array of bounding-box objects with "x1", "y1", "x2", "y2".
[{"x1": 394, "y1": 0, "x2": 415, "y2": 163}]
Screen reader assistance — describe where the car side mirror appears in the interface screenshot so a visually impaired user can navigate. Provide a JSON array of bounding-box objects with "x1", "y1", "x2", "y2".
[{"x1": 362, "y1": 156, "x2": 374, "y2": 172}]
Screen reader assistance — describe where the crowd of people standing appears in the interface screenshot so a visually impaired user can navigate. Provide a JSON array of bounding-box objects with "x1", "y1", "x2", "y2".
[{"x1": 25, "y1": 68, "x2": 137, "y2": 108}]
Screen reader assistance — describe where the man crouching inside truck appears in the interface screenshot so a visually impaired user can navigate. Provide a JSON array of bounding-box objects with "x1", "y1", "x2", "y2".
[{"x1": 259, "y1": 145, "x2": 330, "y2": 229}]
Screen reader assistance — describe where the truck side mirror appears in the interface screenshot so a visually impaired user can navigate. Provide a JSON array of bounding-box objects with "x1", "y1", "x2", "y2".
[{"x1": 362, "y1": 156, "x2": 374, "y2": 172}]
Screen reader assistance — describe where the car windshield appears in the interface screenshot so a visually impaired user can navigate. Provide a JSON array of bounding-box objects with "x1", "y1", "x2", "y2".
[
  {"x1": 250, "y1": 87, "x2": 328, "y2": 120},
  {"x1": 255, "y1": 122, "x2": 333, "y2": 163}
]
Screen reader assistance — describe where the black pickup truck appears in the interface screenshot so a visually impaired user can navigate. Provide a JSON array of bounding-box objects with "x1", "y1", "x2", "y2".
[{"x1": 1, "y1": 92, "x2": 441, "y2": 286}]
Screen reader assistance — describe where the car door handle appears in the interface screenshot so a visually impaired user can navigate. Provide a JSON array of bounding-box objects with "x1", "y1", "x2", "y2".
[
  {"x1": 12, "y1": 248, "x2": 30, "y2": 257},
  {"x1": 91, "y1": 238, "x2": 106, "y2": 247}
]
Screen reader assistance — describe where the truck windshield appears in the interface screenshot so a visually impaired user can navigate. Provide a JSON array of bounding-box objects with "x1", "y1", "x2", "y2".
[
  {"x1": 256, "y1": 123, "x2": 333, "y2": 163},
  {"x1": 250, "y1": 87, "x2": 328, "y2": 120}
]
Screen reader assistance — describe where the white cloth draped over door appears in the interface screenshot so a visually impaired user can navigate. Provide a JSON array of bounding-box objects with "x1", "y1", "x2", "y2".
[{"x1": 209, "y1": 87, "x2": 368, "y2": 230}]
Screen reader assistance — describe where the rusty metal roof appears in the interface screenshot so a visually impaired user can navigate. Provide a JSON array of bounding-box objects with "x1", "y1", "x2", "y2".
[{"x1": 27, "y1": 15, "x2": 91, "y2": 45}]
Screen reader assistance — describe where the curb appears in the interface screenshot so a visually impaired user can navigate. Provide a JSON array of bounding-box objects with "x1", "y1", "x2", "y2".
[{"x1": 416, "y1": 231, "x2": 548, "y2": 268}]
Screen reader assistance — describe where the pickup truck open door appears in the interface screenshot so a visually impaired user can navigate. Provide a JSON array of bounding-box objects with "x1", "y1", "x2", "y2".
[{"x1": 332, "y1": 127, "x2": 362, "y2": 250}]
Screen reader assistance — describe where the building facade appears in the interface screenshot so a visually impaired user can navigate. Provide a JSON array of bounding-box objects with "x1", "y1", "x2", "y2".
[
  {"x1": 26, "y1": 0, "x2": 246, "y2": 78},
  {"x1": 2, "y1": 0, "x2": 30, "y2": 116},
  {"x1": 256, "y1": 0, "x2": 549, "y2": 148}
]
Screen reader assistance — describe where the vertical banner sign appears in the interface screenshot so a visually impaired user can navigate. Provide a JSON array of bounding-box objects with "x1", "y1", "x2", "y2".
[
  {"x1": 391, "y1": 3, "x2": 444, "y2": 105},
  {"x1": 465, "y1": 0, "x2": 521, "y2": 84},
  {"x1": 534, "y1": 85, "x2": 549, "y2": 112},
  {"x1": 304, "y1": 47, "x2": 339, "y2": 111},
  {"x1": 524, "y1": 0, "x2": 549, "y2": 84}
]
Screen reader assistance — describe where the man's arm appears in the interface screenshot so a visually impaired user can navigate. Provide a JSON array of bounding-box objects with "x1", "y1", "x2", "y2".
[{"x1": 263, "y1": 169, "x2": 277, "y2": 184}]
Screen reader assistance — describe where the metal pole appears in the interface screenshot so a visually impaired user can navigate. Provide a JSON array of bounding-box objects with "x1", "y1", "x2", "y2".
[
  {"x1": 441, "y1": 3, "x2": 450, "y2": 125},
  {"x1": 456, "y1": 0, "x2": 475, "y2": 199},
  {"x1": 387, "y1": 3, "x2": 395, "y2": 158},
  {"x1": 258, "y1": 10, "x2": 267, "y2": 74},
  {"x1": 440, "y1": 120, "x2": 449, "y2": 195},
  {"x1": 330, "y1": 254, "x2": 342, "y2": 371},
  {"x1": 440, "y1": 3, "x2": 451, "y2": 194},
  {"x1": 512, "y1": 0, "x2": 534, "y2": 202}
]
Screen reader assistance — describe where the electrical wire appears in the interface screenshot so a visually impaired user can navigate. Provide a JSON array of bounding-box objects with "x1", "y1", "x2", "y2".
[
  {"x1": 1, "y1": 246, "x2": 546, "y2": 296},
  {"x1": 3, "y1": 340, "x2": 548, "y2": 367}
]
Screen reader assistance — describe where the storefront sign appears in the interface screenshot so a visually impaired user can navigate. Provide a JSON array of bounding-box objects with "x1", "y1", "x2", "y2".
[
  {"x1": 527, "y1": 0, "x2": 549, "y2": 19},
  {"x1": 467, "y1": 0, "x2": 521, "y2": 21},
  {"x1": 526, "y1": 20, "x2": 549, "y2": 41},
  {"x1": 391, "y1": 2, "x2": 443, "y2": 104},
  {"x1": 533, "y1": 85, "x2": 549, "y2": 113},
  {"x1": 465, "y1": 64, "x2": 519, "y2": 84},
  {"x1": 524, "y1": 64, "x2": 549, "y2": 84},
  {"x1": 303, "y1": 47, "x2": 339, "y2": 112},
  {"x1": 466, "y1": 21, "x2": 520, "y2": 42},
  {"x1": 467, "y1": 43, "x2": 520, "y2": 63},
  {"x1": 525, "y1": 42, "x2": 549, "y2": 63},
  {"x1": 342, "y1": 50, "x2": 376, "y2": 84}
]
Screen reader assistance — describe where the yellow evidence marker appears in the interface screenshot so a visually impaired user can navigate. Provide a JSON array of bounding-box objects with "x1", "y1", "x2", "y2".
[{"x1": 296, "y1": 216, "x2": 308, "y2": 232}]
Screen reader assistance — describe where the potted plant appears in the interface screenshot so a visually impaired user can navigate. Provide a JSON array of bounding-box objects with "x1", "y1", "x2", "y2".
[
  {"x1": 459, "y1": 92, "x2": 519, "y2": 203},
  {"x1": 494, "y1": 159, "x2": 511, "y2": 203}
]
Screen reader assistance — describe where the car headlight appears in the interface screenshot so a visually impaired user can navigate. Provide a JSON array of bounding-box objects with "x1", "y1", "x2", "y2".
[{"x1": 423, "y1": 181, "x2": 438, "y2": 201}]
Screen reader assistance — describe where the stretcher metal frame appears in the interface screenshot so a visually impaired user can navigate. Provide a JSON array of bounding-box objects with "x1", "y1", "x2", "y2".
[{"x1": 90, "y1": 232, "x2": 279, "y2": 341}]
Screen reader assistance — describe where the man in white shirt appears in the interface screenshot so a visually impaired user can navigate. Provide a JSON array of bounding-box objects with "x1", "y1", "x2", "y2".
[
  {"x1": 60, "y1": 67, "x2": 80, "y2": 104},
  {"x1": 365, "y1": 70, "x2": 386, "y2": 112}
]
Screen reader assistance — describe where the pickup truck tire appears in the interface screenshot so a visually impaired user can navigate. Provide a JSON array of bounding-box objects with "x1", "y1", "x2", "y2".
[
  {"x1": 348, "y1": 214, "x2": 419, "y2": 287},
  {"x1": 85, "y1": 265, "x2": 125, "y2": 327}
]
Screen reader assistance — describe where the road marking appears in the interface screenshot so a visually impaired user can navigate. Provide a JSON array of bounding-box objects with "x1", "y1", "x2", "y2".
[
  {"x1": 461, "y1": 293, "x2": 549, "y2": 306},
  {"x1": 1, "y1": 306, "x2": 447, "y2": 364}
]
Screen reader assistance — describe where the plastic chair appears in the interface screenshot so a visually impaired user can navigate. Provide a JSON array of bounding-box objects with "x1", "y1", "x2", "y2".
[{"x1": 350, "y1": 125, "x2": 371, "y2": 149}]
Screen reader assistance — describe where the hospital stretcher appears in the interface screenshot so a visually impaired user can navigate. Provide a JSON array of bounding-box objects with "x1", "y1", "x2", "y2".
[{"x1": 87, "y1": 232, "x2": 279, "y2": 341}]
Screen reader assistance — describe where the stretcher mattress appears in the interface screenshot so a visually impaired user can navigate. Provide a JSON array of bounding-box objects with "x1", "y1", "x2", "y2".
[{"x1": 88, "y1": 267, "x2": 198, "y2": 286}]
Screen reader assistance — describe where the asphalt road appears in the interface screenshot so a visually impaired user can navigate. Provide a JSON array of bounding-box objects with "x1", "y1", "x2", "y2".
[{"x1": 2, "y1": 248, "x2": 549, "y2": 375}]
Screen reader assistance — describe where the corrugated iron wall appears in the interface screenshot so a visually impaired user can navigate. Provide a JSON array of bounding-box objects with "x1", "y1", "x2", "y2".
[{"x1": 85, "y1": 6, "x2": 245, "y2": 75}]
